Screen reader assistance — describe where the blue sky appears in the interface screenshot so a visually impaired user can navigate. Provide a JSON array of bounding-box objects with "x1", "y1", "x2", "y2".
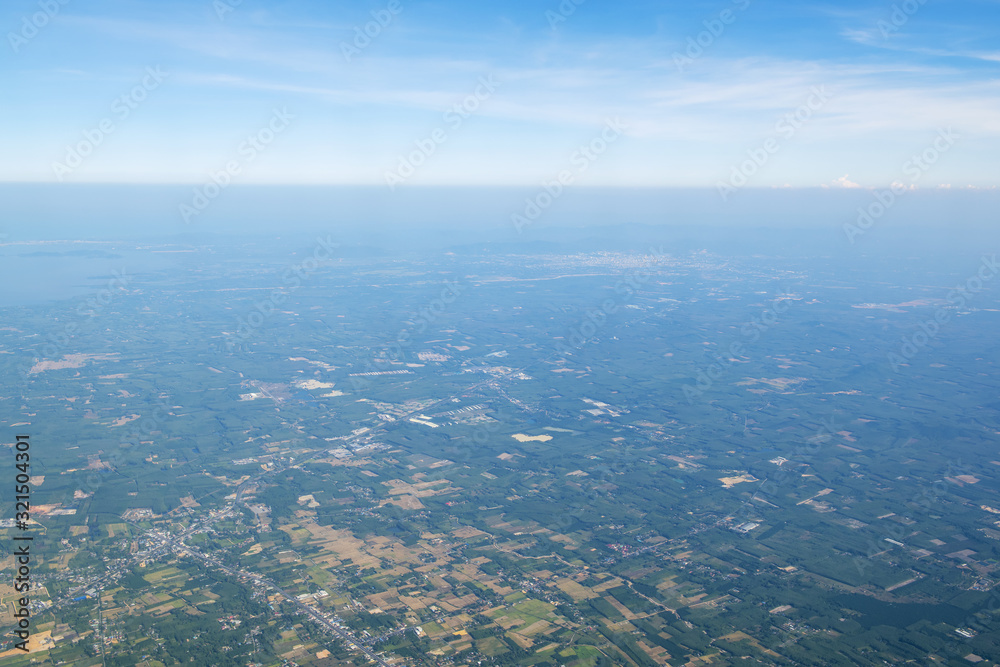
[{"x1": 3, "y1": 0, "x2": 999, "y2": 188}]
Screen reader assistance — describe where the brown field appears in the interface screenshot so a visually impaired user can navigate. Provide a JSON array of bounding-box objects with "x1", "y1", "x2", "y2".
[
  {"x1": 511, "y1": 433, "x2": 553, "y2": 443},
  {"x1": 452, "y1": 526, "x2": 488, "y2": 539},
  {"x1": 555, "y1": 578, "x2": 597, "y2": 601},
  {"x1": 0, "y1": 630, "x2": 54, "y2": 656},
  {"x1": 384, "y1": 478, "x2": 454, "y2": 497},
  {"x1": 719, "y1": 474, "x2": 757, "y2": 488},
  {"x1": 29, "y1": 353, "x2": 120, "y2": 374},
  {"x1": 735, "y1": 377, "x2": 808, "y2": 391},
  {"x1": 110, "y1": 414, "x2": 141, "y2": 427},
  {"x1": 382, "y1": 495, "x2": 425, "y2": 509}
]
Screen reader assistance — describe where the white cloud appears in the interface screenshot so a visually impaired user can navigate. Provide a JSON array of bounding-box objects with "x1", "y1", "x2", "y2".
[
  {"x1": 831, "y1": 175, "x2": 862, "y2": 188},
  {"x1": 6, "y1": 10, "x2": 1000, "y2": 186}
]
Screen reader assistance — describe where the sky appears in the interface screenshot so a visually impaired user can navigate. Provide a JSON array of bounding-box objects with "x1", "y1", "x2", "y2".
[{"x1": 2, "y1": 0, "x2": 999, "y2": 189}]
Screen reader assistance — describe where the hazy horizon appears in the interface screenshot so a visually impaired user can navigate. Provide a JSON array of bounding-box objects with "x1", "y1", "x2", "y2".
[{"x1": 5, "y1": 3, "x2": 1000, "y2": 664}]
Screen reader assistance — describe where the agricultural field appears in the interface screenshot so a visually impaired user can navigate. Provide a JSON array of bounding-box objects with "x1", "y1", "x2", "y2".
[{"x1": 2, "y1": 234, "x2": 1000, "y2": 665}]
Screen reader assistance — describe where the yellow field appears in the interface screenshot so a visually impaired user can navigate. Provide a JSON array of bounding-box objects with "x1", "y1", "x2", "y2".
[
  {"x1": 511, "y1": 433, "x2": 553, "y2": 442},
  {"x1": 555, "y1": 578, "x2": 597, "y2": 601}
]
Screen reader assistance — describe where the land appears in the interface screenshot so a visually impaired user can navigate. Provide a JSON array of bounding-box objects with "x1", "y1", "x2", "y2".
[{"x1": 1, "y1": 236, "x2": 999, "y2": 665}]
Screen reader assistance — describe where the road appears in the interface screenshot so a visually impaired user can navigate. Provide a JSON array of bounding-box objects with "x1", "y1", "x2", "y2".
[{"x1": 57, "y1": 373, "x2": 513, "y2": 664}]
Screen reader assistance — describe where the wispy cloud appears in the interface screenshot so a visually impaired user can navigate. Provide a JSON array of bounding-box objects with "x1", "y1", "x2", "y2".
[{"x1": 3, "y1": 1, "x2": 999, "y2": 187}]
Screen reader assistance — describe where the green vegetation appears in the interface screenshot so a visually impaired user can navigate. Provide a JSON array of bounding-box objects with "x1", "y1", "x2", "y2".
[{"x1": 2, "y1": 239, "x2": 999, "y2": 665}]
